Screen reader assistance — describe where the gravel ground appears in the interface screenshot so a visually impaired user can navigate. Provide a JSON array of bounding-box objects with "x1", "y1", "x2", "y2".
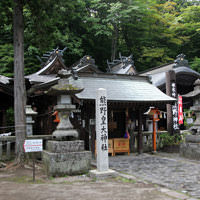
[{"x1": 0, "y1": 159, "x2": 195, "y2": 200}]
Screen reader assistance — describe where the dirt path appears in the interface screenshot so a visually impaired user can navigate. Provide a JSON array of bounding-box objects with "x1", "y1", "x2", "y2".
[{"x1": 0, "y1": 163, "x2": 195, "y2": 200}]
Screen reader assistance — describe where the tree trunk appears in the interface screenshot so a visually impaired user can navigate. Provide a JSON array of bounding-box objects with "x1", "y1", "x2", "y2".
[
  {"x1": 111, "y1": 24, "x2": 118, "y2": 61},
  {"x1": 13, "y1": 0, "x2": 26, "y2": 164}
]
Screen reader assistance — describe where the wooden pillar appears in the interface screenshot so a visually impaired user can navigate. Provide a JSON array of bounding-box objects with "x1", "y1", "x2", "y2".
[
  {"x1": 6, "y1": 141, "x2": 11, "y2": 159},
  {"x1": 137, "y1": 108, "x2": 143, "y2": 154},
  {"x1": 0, "y1": 142, "x2": 2, "y2": 159},
  {"x1": 153, "y1": 118, "x2": 156, "y2": 152},
  {"x1": 2, "y1": 109, "x2": 7, "y2": 134},
  {"x1": 166, "y1": 70, "x2": 176, "y2": 135},
  {"x1": 128, "y1": 109, "x2": 135, "y2": 153}
]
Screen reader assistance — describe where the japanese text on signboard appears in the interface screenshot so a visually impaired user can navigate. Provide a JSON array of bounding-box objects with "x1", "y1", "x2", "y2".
[
  {"x1": 24, "y1": 139, "x2": 43, "y2": 153},
  {"x1": 99, "y1": 95, "x2": 108, "y2": 151}
]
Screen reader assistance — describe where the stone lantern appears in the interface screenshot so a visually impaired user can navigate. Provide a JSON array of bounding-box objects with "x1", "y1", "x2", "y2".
[
  {"x1": 183, "y1": 79, "x2": 200, "y2": 134},
  {"x1": 25, "y1": 105, "x2": 37, "y2": 136},
  {"x1": 180, "y1": 79, "x2": 200, "y2": 160},
  {"x1": 42, "y1": 69, "x2": 91, "y2": 176},
  {"x1": 47, "y1": 69, "x2": 83, "y2": 139}
]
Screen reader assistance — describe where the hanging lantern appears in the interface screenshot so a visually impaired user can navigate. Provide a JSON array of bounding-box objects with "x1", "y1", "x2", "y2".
[{"x1": 52, "y1": 111, "x2": 60, "y2": 123}]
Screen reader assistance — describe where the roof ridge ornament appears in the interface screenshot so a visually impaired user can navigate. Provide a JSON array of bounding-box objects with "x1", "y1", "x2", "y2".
[
  {"x1": 107, "y1": 53, "x2": 135, "y2": 74},
  {"x1": 37, "y1": 47, "x2": 67, "y2": 67},
  {"x1": 71, "y1": 55, "x2": 96, "y2": 70},
  {"x1": 79, "y1": 55, "x2": 95, "y2": 66},
  {"x1": 173, "y1": 53, "x2": 189, "y2": 68}
]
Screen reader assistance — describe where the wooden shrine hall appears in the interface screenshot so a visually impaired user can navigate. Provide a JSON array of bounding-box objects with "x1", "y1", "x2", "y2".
[{"x1": 25, "y1": 49, "x2": 175, "y2": 154}]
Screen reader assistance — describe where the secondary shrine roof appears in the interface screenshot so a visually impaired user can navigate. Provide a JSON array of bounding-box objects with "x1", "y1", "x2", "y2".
[{"x1": 140, "y1": 65, "x2": 200, "y2": 88}]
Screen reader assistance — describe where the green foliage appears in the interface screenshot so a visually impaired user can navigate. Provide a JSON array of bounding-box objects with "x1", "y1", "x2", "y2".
[
  {"x1": 0, "y1": 44, "x2": 14, "y2": 77},
  {"x1": 190, "y1": 57, "x2": 200, "y2": 73},
  {"x1": 0, "y1": 0, "x2": 200, "y2": 74},
  {"x1": 160, "y1": 132, "x2": 183, "y2": 146},
  {"x1": 6, "y1": 107, "x2": 14, "y2": 129}
]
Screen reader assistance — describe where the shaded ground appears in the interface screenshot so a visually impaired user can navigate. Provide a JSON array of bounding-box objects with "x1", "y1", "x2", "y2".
[
  {"x1": 109, "y1": 152, "x2": 200, "y2": 199},
  {"x1": 0, "y1": 160, "x2": 194, "y2": 200}
]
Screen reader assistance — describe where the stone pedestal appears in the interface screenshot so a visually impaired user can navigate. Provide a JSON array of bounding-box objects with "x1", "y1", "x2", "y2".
[
  {"x1": 43, "y1": 140, "x2": 91, "y2": 176},
  {"x1": 180, "y1": 135, "x2": 200, "y2": 160}
]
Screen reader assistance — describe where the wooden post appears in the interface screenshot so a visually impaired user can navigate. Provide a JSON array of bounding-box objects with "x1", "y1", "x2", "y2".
[
  {"x1": 153, "y1": 118, "x2": 156, "y2": 152},
  {"x1": 137, "y1": 108, "x2": 143, "y2": 154},
  {"x1": 33, "y1": 153, "x2": 35, "y2": 182},
  {"x1": 2, "y1": 109, "x2": 7, "y2": 134},
  {"x1": 6, "y1": 141, "x2": 11, "y2": 159},
  {"x1": 0, "y1": 142, "x2": 2, "y2": 159},
  {"x1": 166, "y1": 70, "x2": 177, "y2": 135},
  {"x1": 14, "y1": 0, "x2": 26, "y2": 163}
]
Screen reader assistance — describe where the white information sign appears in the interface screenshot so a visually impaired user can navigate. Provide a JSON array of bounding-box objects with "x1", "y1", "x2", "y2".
[{"x1": 23, "y1": 139, "x2": 43, "y2": 153}]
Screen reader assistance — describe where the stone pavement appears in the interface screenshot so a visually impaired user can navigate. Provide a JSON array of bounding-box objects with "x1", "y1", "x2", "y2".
[{"x1": 109, "y1": 153, "x2": 200, "y2": 199}]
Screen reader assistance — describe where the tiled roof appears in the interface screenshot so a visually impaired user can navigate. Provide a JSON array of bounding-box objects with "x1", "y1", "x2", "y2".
[{"x1": 69, "y1": 74, "x2": 175, "y2": 103}]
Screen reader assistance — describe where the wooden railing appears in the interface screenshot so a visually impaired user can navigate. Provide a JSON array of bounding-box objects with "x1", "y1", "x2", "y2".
[{"x1": 0, "y1": 131, "x2": 169, "y2": 160}]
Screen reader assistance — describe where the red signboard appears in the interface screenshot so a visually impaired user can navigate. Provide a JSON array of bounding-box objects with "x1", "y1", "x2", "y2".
[{"x1": 178, "y1": 96, "x2": 183, "y2": 125}]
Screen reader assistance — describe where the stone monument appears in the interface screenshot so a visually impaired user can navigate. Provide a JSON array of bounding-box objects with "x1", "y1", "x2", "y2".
[
  {"x1": 89, "y1": 88, "x2": 117, "y2": 178},
  {"x1": 180, "y1": 79, "x2": 200, "y2": 160},
  {"x1": 42, "y1": 69, "x2": 91, "y2": 176}
]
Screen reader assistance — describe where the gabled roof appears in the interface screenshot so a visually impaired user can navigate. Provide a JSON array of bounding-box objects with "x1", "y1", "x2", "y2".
[
  {"x1": 26, "y1": 52, "x2": 67, "y2": 84},
  {"x1": 35, "y1": 56, "x2": 67, "y2": 75},
  {"x1": 70, "y1": 55, "x2": 101, "y2": 73},
  {"x1": 26, "y1": 55, "x2": 100, "y2": 85},
  {"x1": 107, "y1": 54, "x2": 136, "y2": 75}
]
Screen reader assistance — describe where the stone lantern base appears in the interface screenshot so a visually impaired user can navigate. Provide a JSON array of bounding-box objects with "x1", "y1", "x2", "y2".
[
  {"x1": 180, "y1": 135, "x2": 200, "y2": 161},
  {"x1": 42, "y1": 140, "x2": 91, "y2": 176}
]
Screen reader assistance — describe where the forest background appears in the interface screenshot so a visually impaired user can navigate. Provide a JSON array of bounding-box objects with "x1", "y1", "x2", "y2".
[{"x1": 1, "y1": 0, "x2": 200, "y2": 76}]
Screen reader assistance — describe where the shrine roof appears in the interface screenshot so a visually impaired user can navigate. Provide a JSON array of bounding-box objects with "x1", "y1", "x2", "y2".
[
  {"x1": 0, "y1": 75, "x2": 11, "y2": 84},
  {"x1": 107, "y1": 54, "x2": 136, "y2": 75},
  {"x1": 111, "y1": 63, "x2": 135, "y2": 75},
  {"x1": 139, "y1": 54, "x2": 200, "y2": 88},
  {"x1": 0, "y1": 75, "x2": 13, "y2": 96},
  {"x1": 140, "y1": 65, "x2": 200, "y2": 87},
  {"x1": 69, "y1": 73, "x2": 175, "y2": 103},
  {"x1": 26, "y1": 74, "x2": 59, "y2": 84}
]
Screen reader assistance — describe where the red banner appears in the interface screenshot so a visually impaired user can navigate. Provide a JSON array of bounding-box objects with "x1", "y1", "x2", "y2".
[{"x1": 178, "y1": 96, "x2": 183, "y2": 124}]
